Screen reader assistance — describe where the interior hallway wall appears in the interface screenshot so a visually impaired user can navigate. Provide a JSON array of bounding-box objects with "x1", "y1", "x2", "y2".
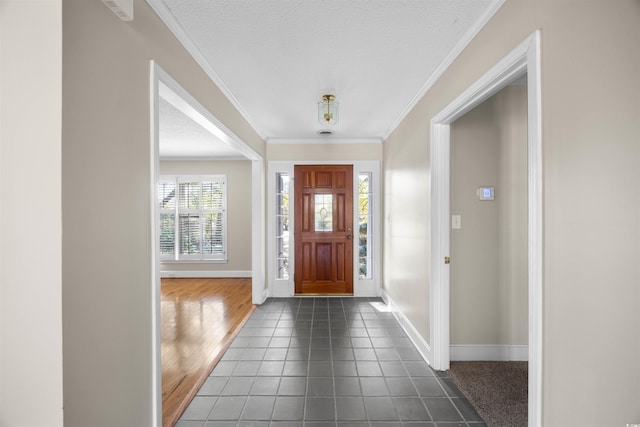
[
  {"x1": 383, "y1": 1, "x2": 640, "y2": 425},
  {"x1": 62, "y1": 0, "x2": 264, "y2": 425},
  {"x1": 450, "y1": 86, "x2": 528, "y2": 349},
  {"x1": 450, "y1": 95, "x2": 501, "y2": 346},
  {"x1": 494, "y1": 86, "x2": 528, "y2": 346}
]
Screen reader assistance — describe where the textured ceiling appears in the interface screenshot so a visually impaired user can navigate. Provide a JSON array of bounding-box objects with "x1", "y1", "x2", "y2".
[
  {"x1": 150, "y1": 0, "x2": 502, "y2": 147},
  {"x1": 159, "y1": 97, "x2": 243, "y2": 159}
]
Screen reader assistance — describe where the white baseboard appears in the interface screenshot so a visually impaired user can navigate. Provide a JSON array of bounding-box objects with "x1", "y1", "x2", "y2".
[
  {"x1": 450, "y1": 344, "x2": 529, "y2": 361},
  {"x1": 160, "y1": 270, "x2": 252, "y2": 278},
  {"x1": 381, "y1": 289, "x2": 433, "y2": 366},
  {"x1": 256, "y1": 288, "x2": 269, "y2": 305}
]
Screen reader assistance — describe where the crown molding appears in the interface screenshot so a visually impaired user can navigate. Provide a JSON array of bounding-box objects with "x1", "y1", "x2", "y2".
[{"x1": 267, "y1": 138, "x2": 383, "y2": 145}]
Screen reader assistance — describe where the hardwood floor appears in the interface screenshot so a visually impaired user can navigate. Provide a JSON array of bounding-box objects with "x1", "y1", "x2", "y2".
[{"x1": 161, "y1": 277, "x2": 254, "y2": 427}]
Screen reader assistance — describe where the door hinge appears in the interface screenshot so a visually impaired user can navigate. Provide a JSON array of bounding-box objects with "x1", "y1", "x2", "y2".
[{"x1": 444, "y1": 256, "x2": 451, "y2": 265}]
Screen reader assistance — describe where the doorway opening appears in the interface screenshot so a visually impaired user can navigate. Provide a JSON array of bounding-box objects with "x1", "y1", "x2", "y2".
[
  {"x1": 150, "y1": 62, "x2": 265, "y2": 426},
  {"x1": 448, "y1": 80, "x2": 529, "y2": 425},
  {"x1": 267, "y1": 161, "x2": 382, "y2": 298},
  {"x1": 430, "y1": 32, "x2": 542, "y2": 426}
]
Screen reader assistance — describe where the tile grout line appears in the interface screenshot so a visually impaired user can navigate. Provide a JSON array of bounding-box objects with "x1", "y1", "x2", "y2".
[{"x1": 178, "y1": 297, "x2": 485, "y2": 426}]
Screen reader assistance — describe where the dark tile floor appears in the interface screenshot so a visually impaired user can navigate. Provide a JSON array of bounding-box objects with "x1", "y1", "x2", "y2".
[{"x1": 176, "y1": 297, "x2": 486, "y2": 427}]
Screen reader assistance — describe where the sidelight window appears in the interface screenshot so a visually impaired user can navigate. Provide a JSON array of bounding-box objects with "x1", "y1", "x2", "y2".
[
  {"x1": 358, "y1": 173, "x2": 372, "y2": 279},
  {"x1": 275, "y1": 173, "x2": 290, "y2": 279}
]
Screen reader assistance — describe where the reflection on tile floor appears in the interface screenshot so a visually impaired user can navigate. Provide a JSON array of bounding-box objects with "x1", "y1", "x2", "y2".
[{"x1": 176, "y1": 297, "x2": 486, "y2": 427}]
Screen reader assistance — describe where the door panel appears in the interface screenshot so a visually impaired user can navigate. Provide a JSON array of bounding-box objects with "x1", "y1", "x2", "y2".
[{"x1": 294, "y1": 165, "x2": 353, "y2": 294}]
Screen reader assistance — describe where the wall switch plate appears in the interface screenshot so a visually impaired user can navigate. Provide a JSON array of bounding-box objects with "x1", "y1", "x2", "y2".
[{"x1": 452, "y1": 215, "x2": 461, "y2": 229}]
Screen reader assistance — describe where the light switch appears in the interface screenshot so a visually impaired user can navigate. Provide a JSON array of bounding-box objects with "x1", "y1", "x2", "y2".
[{"x1": 452, "y1": 215, "x2": 461, "y2": 229}]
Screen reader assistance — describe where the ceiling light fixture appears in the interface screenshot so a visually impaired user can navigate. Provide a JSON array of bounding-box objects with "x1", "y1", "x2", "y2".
[{"x1": 318, "y1": 94, "x2": 338, "y2": 126}]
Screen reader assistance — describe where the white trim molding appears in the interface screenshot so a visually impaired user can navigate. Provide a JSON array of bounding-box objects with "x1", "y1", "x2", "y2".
[
  {"x1": 160, "y1": 270, "x2": 252, "y2": 278},
  {"x1": 149, "y1": 61, "x2": 162, "y2": 427},
  {"x1": 381, "y1": 289, "x2": 433, "y2": 366},
  {"x1": 450, "y1": 345, "x2": 529, "y2": 362},
  {"x1": 251, "y1": 158, "x2": 267, "y2": 305},
  {"x1": 267, "y1": 138, "x2": 383, "y2": 145}
]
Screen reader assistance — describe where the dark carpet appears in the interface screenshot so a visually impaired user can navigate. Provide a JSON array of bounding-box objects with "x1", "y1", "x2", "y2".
[{"x1": 449, "y1": 361, "x2": 528, "y2": 427}]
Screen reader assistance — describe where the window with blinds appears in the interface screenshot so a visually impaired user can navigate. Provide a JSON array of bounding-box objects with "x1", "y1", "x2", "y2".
[{"x1": 158, "y1": 175, "x2": 227, "y2": 261}]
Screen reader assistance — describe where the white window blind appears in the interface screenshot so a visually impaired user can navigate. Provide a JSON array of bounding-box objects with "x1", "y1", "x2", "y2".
[{"x1": 158, "y1": 175, "x2": 227, "y2": 261}]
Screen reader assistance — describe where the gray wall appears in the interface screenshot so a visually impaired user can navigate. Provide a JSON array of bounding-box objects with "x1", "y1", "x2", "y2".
[
  {"x1": 61, "y1": 0, "x2": 264, "y2": 425},
  {"x1": 494, "y1": 86, "x2": 528, "y2": 346},
  {"x1": 159, "y1": 160, "x2": 252, "y2": 274},
  {"x1": 383, "y1": 1, "x2": 640, "y2": 425},
  {"x1": 450, "y1": 86, "x2": 528, "y2": 347}
]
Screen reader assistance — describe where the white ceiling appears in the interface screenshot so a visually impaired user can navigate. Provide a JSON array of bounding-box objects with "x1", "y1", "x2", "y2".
[
  {"x1": 159, "y1": 96, "x2": 244, "y2": 159},
  {"x1": 152, "y1": 0, "x2": 503, "y2": 157}
]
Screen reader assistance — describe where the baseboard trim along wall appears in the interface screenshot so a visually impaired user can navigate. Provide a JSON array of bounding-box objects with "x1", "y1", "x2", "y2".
[
  {"x1": 381, "y1": 289, "x2": 434, "y2": 367},
  {"x1": 450, "y1": 344, "x2": 529, "y2": 361},
  {"x1": 160, "y1": 270, "x2": 252, "y2": 278}
]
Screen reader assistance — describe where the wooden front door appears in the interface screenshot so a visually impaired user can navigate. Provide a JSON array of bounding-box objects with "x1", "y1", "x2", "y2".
[{"x1": 294, "y1": 165, "x2": 354, "y2": 294}]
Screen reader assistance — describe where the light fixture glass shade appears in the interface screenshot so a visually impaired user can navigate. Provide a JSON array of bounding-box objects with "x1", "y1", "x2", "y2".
[{"x1": 318, "y1": 94, "x2": 339, "y2": 126}]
